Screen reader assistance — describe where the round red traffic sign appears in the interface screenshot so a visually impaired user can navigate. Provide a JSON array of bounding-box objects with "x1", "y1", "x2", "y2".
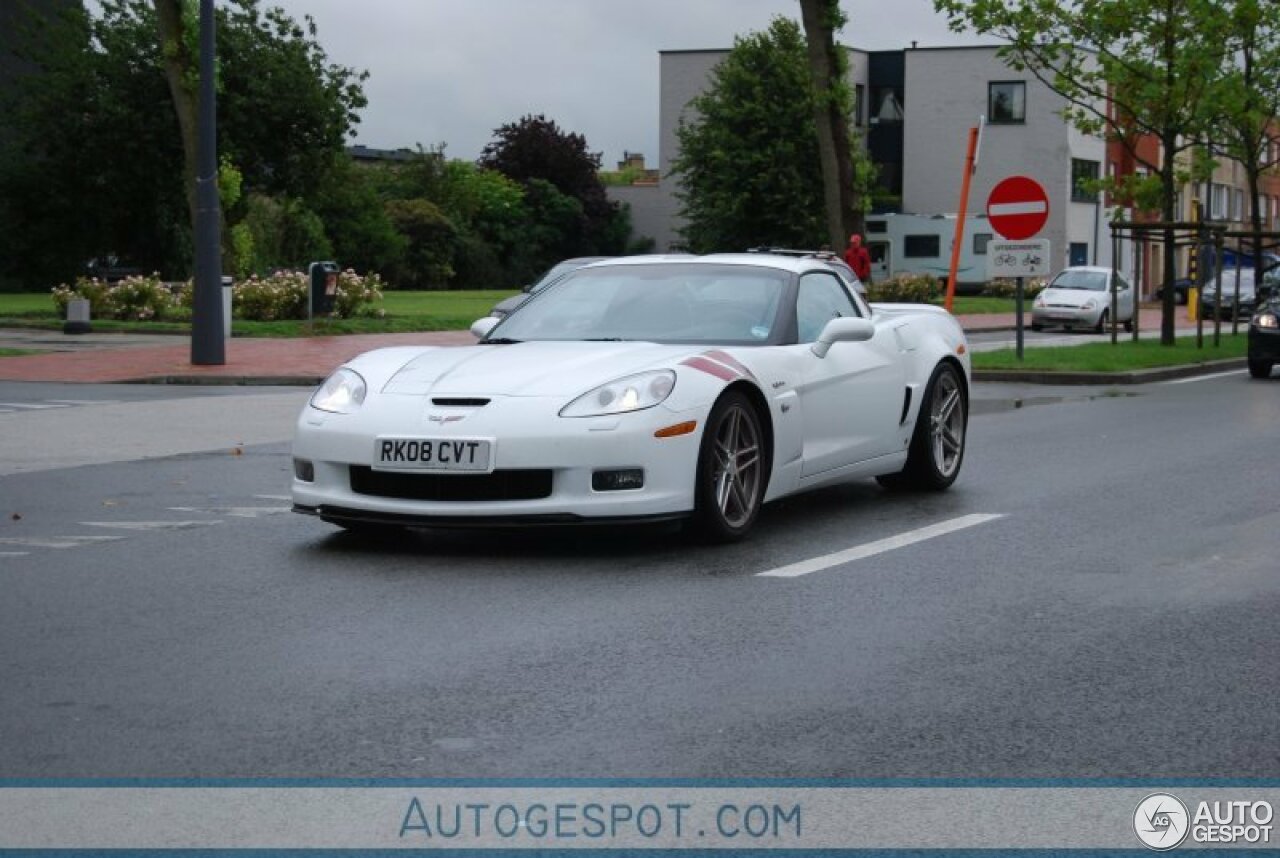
[{"x1": 986, "y1": 176, "x2": 1050, "y2": 240}]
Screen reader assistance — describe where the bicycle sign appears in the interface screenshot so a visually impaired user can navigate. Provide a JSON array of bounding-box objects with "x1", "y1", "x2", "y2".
[{"x1": 986, "y1": 239, "x2": 1051, "y2": 278}]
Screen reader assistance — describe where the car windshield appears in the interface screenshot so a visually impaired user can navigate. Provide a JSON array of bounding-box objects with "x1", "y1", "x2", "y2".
[
  {"x1": 1207, "y1": 269, "x2": 1256, "y2": 294},
  {"x1": 488, "y1": 263, "x2": 789, "y2": 345},
  {"x1": 1049, "y1": 270, "x2": 1108, "y2": 291},
  {"x1": 529, "y1": 259, "x2": 598, "y2": 293}
]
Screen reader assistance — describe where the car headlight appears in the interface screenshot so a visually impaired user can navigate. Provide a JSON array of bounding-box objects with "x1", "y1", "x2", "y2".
[
  {"x1": 310, "y1": 367, "x2": 367, "y2": 414},
  {"x1": 1254, "y1": 312, "x2": 1279, "y2": 329},
  {"x1": 1033, "y1": 294, "x2": 1045, "y2": 308},
  {"x1": 560, "y1": 370, "x2": 676, "y2": 418}
]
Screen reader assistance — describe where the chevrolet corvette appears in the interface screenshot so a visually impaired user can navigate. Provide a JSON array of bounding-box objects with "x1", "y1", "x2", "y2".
[{"x1": 292, "y1": 254, "x2": 971, "y2": 541}]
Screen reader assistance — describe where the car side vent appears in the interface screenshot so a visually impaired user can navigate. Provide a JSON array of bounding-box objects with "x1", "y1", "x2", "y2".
[
  {"x1": 431, "y1": 398, "x2": 490, "y2": 407},
  {"x1": 899, "y1": 388, "x2": 913, "y2": 426}
]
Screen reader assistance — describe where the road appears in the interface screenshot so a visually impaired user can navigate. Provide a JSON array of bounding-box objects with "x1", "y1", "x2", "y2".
[{"x1": 0, "y1": 373, "x2": 1276, "y2": 779}]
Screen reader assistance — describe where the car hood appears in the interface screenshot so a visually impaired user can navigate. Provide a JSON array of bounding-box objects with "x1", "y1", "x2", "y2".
[
  {"x1": 378, "y1": 340, "x2": 707, "y2": 397},
  {"x1": 1039, "y1": 287, "x2": 1105, "y2": 307}
]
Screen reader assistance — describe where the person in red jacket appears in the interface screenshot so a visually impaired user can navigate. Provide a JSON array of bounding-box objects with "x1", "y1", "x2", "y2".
[{"x1": 844, "y1": 234, "x2": 872, "y2": 283}]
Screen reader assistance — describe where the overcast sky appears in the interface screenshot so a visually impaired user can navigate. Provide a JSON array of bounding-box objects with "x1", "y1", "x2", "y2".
[{"x1": 260, "y1": 0, "x2": 975, "y2": 166}]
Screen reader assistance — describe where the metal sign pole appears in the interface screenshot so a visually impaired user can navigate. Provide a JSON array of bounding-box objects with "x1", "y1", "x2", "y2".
[{"x1": 1016, "y1": 276, "x2": 1024, "y2": 361}]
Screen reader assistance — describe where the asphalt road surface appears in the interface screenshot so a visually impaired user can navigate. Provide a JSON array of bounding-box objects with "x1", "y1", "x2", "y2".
[{"x1": 0, "y1": 373, "x2": 1276, "y2": 779}]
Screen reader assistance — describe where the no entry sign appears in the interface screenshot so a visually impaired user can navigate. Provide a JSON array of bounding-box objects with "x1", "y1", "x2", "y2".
[{"x1": 986, "y1": 176, "x2": 1050, "y2": 240}]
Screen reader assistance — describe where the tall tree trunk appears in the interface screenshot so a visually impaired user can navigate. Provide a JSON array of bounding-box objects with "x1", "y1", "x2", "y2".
[
  {"x1": 153, "y1": 0, "x2": 198, "y2": 229},
  {"x1": 799, "y1": 0, "x2": 862, "y2": 248},
  {"x1": 1161, "y1": 133, "x2": 1178, "y2": 346}
]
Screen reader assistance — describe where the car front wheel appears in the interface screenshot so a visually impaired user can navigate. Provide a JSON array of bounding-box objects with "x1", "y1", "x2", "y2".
[
  {"x1": 692, "y1": 391, "x2": 765, "y2": 542},
  {"x1": 1248, "y1": 359, "x2": 1274, "y2": 379}
]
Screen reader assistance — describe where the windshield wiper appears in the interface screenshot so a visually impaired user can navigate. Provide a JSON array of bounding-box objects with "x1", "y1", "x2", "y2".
[{"x1": 482, "y1": 337, "x2": 522, "y2": 345}]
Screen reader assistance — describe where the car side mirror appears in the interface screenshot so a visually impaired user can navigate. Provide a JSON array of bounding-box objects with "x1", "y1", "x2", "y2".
[
  {"x1": 470, "y1": 316, "x2": 500, "y2": 339},
  {"x1": 811, "y1": 316, "x2": 875, "y2": 358}
]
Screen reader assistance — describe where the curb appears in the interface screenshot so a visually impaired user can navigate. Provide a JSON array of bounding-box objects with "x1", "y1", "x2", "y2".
[{"x1": 974, "y1": 358, "x2": 1246, "y2": 385}]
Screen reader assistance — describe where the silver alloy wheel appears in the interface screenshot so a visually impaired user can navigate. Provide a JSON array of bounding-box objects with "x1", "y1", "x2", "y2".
[
  {"x1": 711, "y1": 403, "x2": 762, "y2": 528},
  {"x1": 930, "y1": 369, "x2": 965, "y2": 479}
]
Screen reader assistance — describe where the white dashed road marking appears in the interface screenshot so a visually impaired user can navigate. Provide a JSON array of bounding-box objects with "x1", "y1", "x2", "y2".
[
  {"x1": 79, "y1": 521, "x2": 223, "y2": 531},
  {"x1": 0, "y1": 536, "x2": 125, "y2": 549},
  {"x1": 1163, "y1": 369, "x2": 1247, "y2": 384},
  {"x1": 757, "y1": 514, "x2": 1006, "y2": 579},
  {"x1": 168, "y1": 506, "x2": 291, "y2": 518}
]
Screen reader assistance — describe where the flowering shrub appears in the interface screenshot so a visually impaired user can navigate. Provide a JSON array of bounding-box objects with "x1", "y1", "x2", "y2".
[
  {"x1": 52, "y1": 274, "x2": 176, "y2": 321},
  {"x1": 233, "y1": 271, "x2": 308, "y2": 321},
  {"x1": 982, "y1": 277, "x2": 1047, "y2": 300},
  {"x1": 866, "y1": 272, "x2": 942, "y2": 304},
  {"x1": 53, "y1": 269, "x2": 385, "y2": 323},
  {"x1": 232, "y1": 269, "x2": 384, "y2": 320}
]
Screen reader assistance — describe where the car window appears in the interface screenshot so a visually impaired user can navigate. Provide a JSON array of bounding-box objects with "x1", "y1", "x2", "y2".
[
  {"x1": 1050, "y1": 270, "x2": 1108, "y2": 291},
  {"x1": 796, "y1": 271, "x2": 859, "y2": 343}
]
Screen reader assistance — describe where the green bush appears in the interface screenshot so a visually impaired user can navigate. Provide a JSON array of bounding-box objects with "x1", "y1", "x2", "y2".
[
  {"x1": 866, "y1": 272, "x2": 941, "y2": 304},
  {"x1": 51, "y1": 274, "x2": 176, "y2": 321},
  {"x1": 982, "y1": 277, "x2": 1047, "y2": 299}
]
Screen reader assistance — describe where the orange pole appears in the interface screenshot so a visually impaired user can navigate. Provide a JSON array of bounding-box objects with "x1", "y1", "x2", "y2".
[{"x1": 944, "y1": 126, "x2": 980, "y2": 312}]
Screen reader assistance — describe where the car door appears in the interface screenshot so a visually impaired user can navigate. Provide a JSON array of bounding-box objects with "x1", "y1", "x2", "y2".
[{"x1": 792, "y1": 271, "x2": 906, "y2": 477}]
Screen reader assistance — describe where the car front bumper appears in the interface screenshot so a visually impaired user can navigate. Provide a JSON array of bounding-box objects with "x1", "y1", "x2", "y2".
[
  {"x1": 1031, "y1": 306, "x2": 1102, "y2": 327},
  {"x1": 291, "y1": 393, "x2": 705, "y2": 525}
]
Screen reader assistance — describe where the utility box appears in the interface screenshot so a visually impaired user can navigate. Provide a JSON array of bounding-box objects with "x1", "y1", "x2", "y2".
[
  {"x1": 309, "y1": 261, "x2": 340, "y2": 319},
  {"x1": 222, "y1": 275, "x2": 233, "y2": 340}
]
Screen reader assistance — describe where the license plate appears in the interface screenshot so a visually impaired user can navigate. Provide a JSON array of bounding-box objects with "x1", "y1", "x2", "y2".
[{"x1": 373, "y1": 437, "x2": 492, "y2": 472}]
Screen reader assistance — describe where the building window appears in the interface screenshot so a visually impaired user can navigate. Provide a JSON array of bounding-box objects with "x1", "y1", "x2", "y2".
[
  {"x1": 1069, "y1": 242, "x2": 1089, "y2": 267},
  {"x1": 1232, "y1": 188, "x2": 1244, "y2": 221},
  {"x1": 988, "y1": 81, "x2": 1025, "y2": 124},
  {"x1": 854, "y1": 84, "x2": 865, "y2": 126},
  {"x1": 1210, "y1": 183, "x2": 1228, "y2": 220},
  {"x1": 866, "y1": 220, "x2": 887, "y2": 234},
  {"x1": 904, "y1": 235, "x2": 940, "y2": 258},
  {"x1": 973, "y1": 233, "x2": 993, "y2": 255},
  {"x1": 1071, "y1": 159, "x2": 1100, "y2": 202},
  {"x1": 870, "y1": 86, "x2": 903, "y2": 124}
]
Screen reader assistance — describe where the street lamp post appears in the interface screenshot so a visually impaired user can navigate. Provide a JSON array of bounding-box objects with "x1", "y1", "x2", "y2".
[{"x1": 191, "y1": 0, "x2": 224, "y2": 365}]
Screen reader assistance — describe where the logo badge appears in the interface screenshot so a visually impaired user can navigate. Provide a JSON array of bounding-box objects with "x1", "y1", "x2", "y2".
[
  {"x1": 428, "y1": 414, "x2": 465, "y2": 424},
  {"x1": 1134, "y1": 793, "x2": 1190, "y2": 851}
]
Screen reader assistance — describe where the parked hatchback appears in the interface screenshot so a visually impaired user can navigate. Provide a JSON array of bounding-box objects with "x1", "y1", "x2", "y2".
[{"x1": 1031, "y1": 266, "x2": 1135, "y2": 333}]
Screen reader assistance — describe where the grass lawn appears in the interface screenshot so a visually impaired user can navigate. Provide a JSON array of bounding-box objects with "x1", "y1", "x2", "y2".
[
  {"x1": 0, "y1": 289, "x2": 519, "y2": 337},
  {"x1": 0, "y1": 348, "x2": 40, "y2": 357},
  {"x1": 945, "y1": 296, "x2": 1017, "y2": 315},
  {"x1": 973, "y1": 334, "x2": 1247, "y2": 372}
]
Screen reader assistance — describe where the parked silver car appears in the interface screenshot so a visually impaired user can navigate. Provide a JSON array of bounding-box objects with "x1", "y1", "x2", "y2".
[
  {"x1": 488, "y1": 257, "x2": 612, "y2": 320},
  {"x1": 1031, "y1": 266, "x2": 1135, "y2": 333}
]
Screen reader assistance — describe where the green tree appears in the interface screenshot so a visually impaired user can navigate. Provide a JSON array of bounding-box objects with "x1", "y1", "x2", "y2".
[
  {"x1": 671, "y1": 17, "x2": 826, "y2": 252},
  {"x1": 384, "y1": 198, "x2": 458, "y2": 289},
  {"x1": 1207, "y1": 0, "x2": 1280, "y2": 285},
  {"x1": 478, "y1": 114, "x2": 629, "y2": 259},
  {"x1": 933, "y1": 0, "x2": 1233, "y2": 345}
]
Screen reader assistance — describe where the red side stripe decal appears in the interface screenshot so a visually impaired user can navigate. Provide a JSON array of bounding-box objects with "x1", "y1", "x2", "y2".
[
  {"x1": 705, "y1": 350, "x2": 755, "y2": 379},
  {"x1": 682, "y1": 356, "x2": 738, "y2": 382}
]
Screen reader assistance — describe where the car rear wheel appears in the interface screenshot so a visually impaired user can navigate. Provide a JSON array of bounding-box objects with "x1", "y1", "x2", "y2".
[
  {"x1": 1094, "y1": 310, "x2": 1109, "y2": 334},
  {"x1": 877, "y1": 361, "x2": 967, "y2": 492},
  {"x1": 692, "y1": 391, "x2": 765, "y2": 542},
  {"x1": 1248, "y1": 359, "x2": 1274, "y2": 379}
]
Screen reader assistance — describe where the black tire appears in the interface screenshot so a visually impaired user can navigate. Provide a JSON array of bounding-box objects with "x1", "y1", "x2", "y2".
[
  {"x1": 691, "y1": 391, "x2": 766, "y2": 542},
  {"x1": 1094, "y1": 310, "x2": 1109, "y2": 334},
  {"x1": 1248, "y1": 359, "x2": 1274, "y2": 379},
  {"x1": 1123, "y1": 317, "x2": 1134, "y2": 333},
  {"x1": 877, "y1": 361, "x2": 967, "y2": 492},
  {"x1": 1030, "y1": 322, "x2": 1044, "y2": 332}
]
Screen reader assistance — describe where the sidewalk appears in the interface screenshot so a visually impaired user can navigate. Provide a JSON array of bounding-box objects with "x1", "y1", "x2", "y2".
[{"x1": 0, "y1": 305, "x2": 1210, "y2": 385}]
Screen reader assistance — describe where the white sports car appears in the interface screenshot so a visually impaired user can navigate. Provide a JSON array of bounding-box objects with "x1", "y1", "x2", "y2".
[{"x1": 292, "y1": 254, "x2": 971, "y2": 541}]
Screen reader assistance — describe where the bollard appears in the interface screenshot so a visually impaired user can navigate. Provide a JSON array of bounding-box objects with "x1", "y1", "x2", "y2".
[
  {"x1": 63, "y1": 298, "x2": 91, "y2": 335},
  {"x1": 1187, "y1": 287, "x2": 1198, "y2": 321}
]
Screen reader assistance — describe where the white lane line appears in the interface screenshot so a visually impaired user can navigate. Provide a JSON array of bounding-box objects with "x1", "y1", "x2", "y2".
[
  {"x1": 168, "y1": 506, "x2": 291, "y2": 518},
  {"x1": 0, "y1": 402, "x2": 71, "y2": 411},
  {"x1": 1163, "y1": 369, "x2": 1247, "y2": 385},
  {"x1": 0, "y1": 552, "x2": 30, "y2": 557},
  {"x1": 0, "y1": 536, "x2": 125, "y2": 549},
  {"x1": 80, "y1": 521, "x2": 223, "y2": 531},
  {"x1": 44, "y1": 399, "x2": 122, "y2": 406},
  {"x1": 757, "y1": 513, "x2": 1005, "y2": 579},
  {"x1": 254, "y1": 494, "x2": 292, "y2": 501}
]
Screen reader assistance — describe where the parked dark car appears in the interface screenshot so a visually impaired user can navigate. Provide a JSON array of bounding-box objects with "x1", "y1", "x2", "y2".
[
  {"x1": 1154, "y1": 277, "x2": 1192, "y2": 305},
  {"x1": 1199, "y1": 269, "x2": 1261, "y2": 321},
  {"x1": 488, "y1": 257, "x2": 611, "y2": 319},
  {"x1": 1247, "y1": 279, "x2": 1279, "y2": 379}
]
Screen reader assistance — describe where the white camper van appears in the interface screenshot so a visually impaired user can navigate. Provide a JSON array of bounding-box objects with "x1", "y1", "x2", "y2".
[{"x1": 864, "y1": 213, "x2": 994, "y2": 292}]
